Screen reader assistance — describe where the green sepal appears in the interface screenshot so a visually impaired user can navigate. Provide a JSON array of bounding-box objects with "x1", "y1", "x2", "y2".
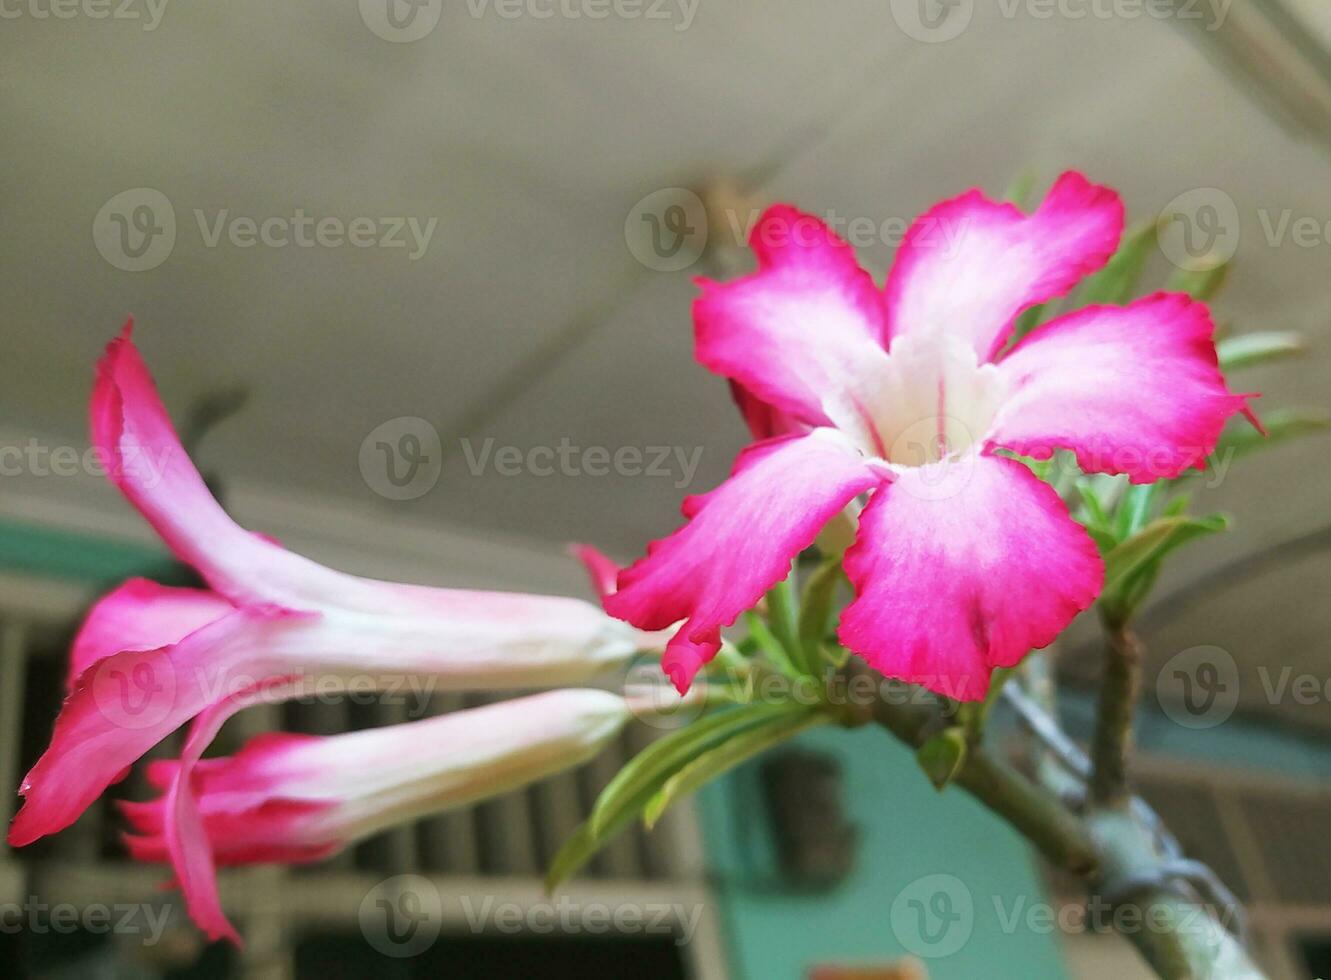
[{"x1": 916, "y1": 727, "x2": 969, "y2": 791}]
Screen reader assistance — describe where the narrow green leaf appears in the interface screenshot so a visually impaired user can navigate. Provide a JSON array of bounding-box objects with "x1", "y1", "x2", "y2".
[
  {"x1": 642, "y1": 709, "x2": 828, "y2": 828},
  {"x1": 744, "y1": 610, "x2": 799, "y2": 679},
  {"x1": 1180, "y1": 408, "x2": 1331, "y2": 478},
  {"x1": 1103, "y1": 513, "x2": 1229, "y2": 595},
  {"x1": 1163, "y1": 493, "x2": 1191, "y2": 518},
  {"x1": 1003, "y1": 170, "x2": 1037, "y2": 208},
  {"x1": 546, "y1": 820, "x2": 609, "y2": 893},
  {"x1": 1075, "y1": 223, "x2": 1156, "y2": 306},
  {"x1": 1075, "y1": 481, "x2": 1112, "y2": 532},
  {"x1": 916, "y1": 728, "x2": 969, "y2": 791},
  {"x1": 1167, "y1": 259, "x2": 1230, "y2": 301},
  {"x1": 1115, "y1": 483, "x2": 1160, "y2": 539},
  {"x1": 588, "y1": 702, "x2": 802, "y2": 838},
  {"x1": 1100, "y1": 513, "x2": 1229, "y2": 621},
  {"x1": 1010, "y1": 304, "x2": 1048, "y2": 343},
  {"x1": 764, "y1": 568, "x2": 802, "y2": 673},
  {"x1": 1216, "y1": 331, "x2": 1305, "y2": 372},
  {"x1": 797, "y1": 558, "x2": 845, "y2": 668}
]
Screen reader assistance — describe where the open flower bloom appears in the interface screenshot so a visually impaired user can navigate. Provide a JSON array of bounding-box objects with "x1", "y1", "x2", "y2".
[
  {"x1": 605, "y1": 173, "x2": 1254, "y2": 699},
  {"x1": 8, "y1": 323, "x2": 638, "y2": 850},
  {"x1": 122, "y1": 689, "x2": 633, "y2": 943}
]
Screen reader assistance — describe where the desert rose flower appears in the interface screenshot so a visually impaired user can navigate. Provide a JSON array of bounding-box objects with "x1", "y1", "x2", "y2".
[
  {"x1": 605, "y1": 173, "x2": 1254, "y2": 699},
  {"x1": 122, "y1": 690, "x2": 634, "y2": 943},
  {"x1": 8, "y1": 324, "x2": 639, "y2": 849}
]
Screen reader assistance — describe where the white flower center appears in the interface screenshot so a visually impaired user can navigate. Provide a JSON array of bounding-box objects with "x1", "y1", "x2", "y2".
[{"x1": 856, "y1": 334, "x2": 1007, "y2": 467}]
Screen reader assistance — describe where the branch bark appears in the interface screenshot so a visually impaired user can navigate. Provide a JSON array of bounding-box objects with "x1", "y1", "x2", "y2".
[
  {"x1": 1089, "y1": 621, "x2": 1144, "y2": 808},
  {"x1": 857, "y1": 666, "x2": 1098, "y2": 877}
]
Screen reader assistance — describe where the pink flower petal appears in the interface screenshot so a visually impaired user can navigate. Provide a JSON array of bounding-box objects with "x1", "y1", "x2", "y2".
[
  {"x1": 162, "y1": 677, "x2": 306, "y2": 945},
  {"x1": 7, "y1": 608, "x2": 312, "y2": 848},
  {"x1": 728, "y1": 381, "x2": 808, "y2": 441},
  {"x1": 838, "y1": 454, "x2": 1102, "y2": 701},
  {"x1": 93, "y1": 322, "x2": 395, "y2": 612},
  {"x1": 125, "y1": 690, "x2": 632, "y2": 941},
  {"x1": 606, "y1": 430, "x2": 879, "y2": 692},
  {"x1": 570, "y1": 543, "x2": 621, "y2": 605},
  {"x1": 68, "y1": 579, "x2": 233, "y2": 690},
  {"x1": 885, "y1": 172, "x2": 1124, "y2": 361},
  {"x1": 694, "y1": 206, "x2": 893, "y2": 441},
  {"x1": 988, "y1": 293, "x2": 1254, "y2": 482}
]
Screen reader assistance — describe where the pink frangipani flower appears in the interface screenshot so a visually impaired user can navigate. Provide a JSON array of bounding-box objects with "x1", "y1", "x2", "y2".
[
  {"x1": 9, "y1": 323, "x2": 639, "y2": 853},
  {"x1": 605, "y1": 173, "x2": 1254, "y2": 700},
  {"x1": 122, "y1": 689, "x2": 634, "y2": 943}
]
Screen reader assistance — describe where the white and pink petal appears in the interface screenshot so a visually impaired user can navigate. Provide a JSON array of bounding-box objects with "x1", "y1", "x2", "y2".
[
  {"x1": 885, "y1": 172, "x2": 1124, "y2": 361},
  {"x1": 838, "y1": 453, "x2": 1102, "y2": 701},
  {"x1": 605, "y1": 429, "x2": 880, "y2": 692},
  {"x1": 987, "y1": 292, "x2": 1254, "y2": 482},
  {"x1": 694, "y1": 207, "x2": 894, "y2": 446}
]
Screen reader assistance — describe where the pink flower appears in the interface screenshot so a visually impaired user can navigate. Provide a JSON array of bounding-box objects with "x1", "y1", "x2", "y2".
[
  {"x1": 121, "y1": 689, "x2": 633, "y2": 942},
  {"x1": 8, "y1": 323, "x2": 638, "y2": 858},
  {"x1": 605, "y1": 173, "x2": 1253, "y2": 700}
]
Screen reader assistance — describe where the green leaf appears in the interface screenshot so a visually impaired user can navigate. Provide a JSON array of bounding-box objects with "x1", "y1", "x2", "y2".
[
  {"x1": 1003, "y1": 170, "x2": 1037, "y2": 208},
  {"x1": 1176, "y1": 409, "x2": 1331, "y2": 479},
  {"x1": 1075, "y1": 481, "x2": 1112, "y2": 532},
  {"x1": 643, "y1": 709, "x2": 828, "y2": 828},
  {"x1": 764, "y1": 568, "x2": 803, "y2": 673},
  {"x1": 744, "y1": 610, "x2": 799, "y2": 679},
  {"x1": 588, "y1": 702, "x2": 803, "y2": 839},
  {"x1": 1115, "y1": 483, "x2": 1160, "y2": 539},
  {"x1": 1163, "y1": 493, "x2": 1191, "y2": 518},
  {"x1": 1100, "y1": 513, "x2": 1229, "y2": 621},
  {"x1": 1216, "y1": 331, "x2": 1305, "y2": 372},
  {"x1": 546, "y1": 820, "x2": 611, "y2": 893},
  {"x1": 916, "y1": 728, "x2": 969, "y2": 791},
  {"x1": 797, "y1": 558, "x2": 845, "y2": 668},
  {"x1": 1167, "y1": 259, "x2": 1230, "y2": 301},
  {"x1": 1075, "y1": 223, "x2": 1156, "y2": 306},
  {"x1": 1010, "y1": 304, "x2": 1049, "y2": 343}
]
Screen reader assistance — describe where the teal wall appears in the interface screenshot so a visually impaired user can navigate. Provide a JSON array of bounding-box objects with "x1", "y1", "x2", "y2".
[
  {"x1": 696, "y1": 724, "x2": 1073, "y2": 980},
  {"x1": 696, "y1": 697, "x2": 1331, "y2": 980}
]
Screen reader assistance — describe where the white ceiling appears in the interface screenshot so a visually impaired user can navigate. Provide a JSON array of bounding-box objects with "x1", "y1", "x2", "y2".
[{"x1": 2, "y1": 2, "x2": 1329, "y2": 729}]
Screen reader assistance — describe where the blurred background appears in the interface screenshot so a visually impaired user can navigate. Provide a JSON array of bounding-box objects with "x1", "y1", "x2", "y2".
[{"x1": 1, "y1": 1, "x2": 1330, "y2": 977}]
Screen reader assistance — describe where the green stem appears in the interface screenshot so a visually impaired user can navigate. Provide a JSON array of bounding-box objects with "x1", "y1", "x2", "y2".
[
  {"x1": 859, "y1": 666, "x2": 1098, "y2": 876},
  {"x1": 1089, "y1": 619, "x2": 1143, "y2": 809}
]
